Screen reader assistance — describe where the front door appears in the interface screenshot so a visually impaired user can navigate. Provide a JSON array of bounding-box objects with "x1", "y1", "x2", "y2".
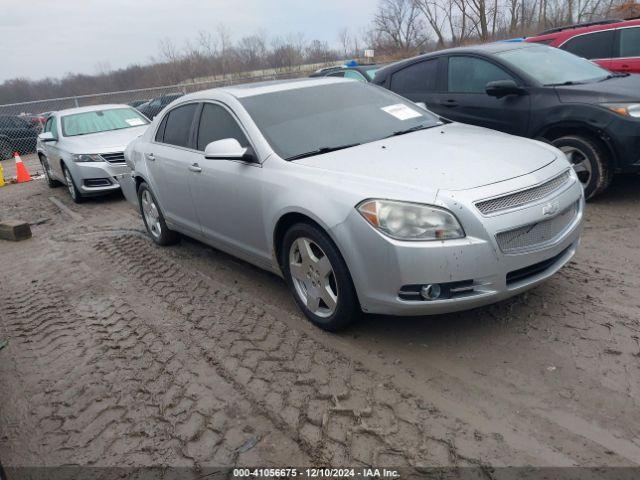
[
  {"x1": 189, "y1": 102, "x2": 269, "y2": 266},
  {"x1": 431, "y1": 55, "x2": 531, "y2": 136}
]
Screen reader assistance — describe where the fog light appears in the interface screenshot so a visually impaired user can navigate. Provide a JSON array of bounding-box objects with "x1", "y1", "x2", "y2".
[{"x1": 420, "y1": 284, "x2": 441, "y2": 301}]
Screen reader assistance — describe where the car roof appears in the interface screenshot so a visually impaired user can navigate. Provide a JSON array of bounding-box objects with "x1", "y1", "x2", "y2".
[
  {"x1": 531, "y1": 17, "x2": 640, "y2": 39},
  {"x1": 375, "y1": 42, "x2": 540, "y2": 78},
  {"x1": 55, "y1": 104, "x2": 135, "y2": 116},
  {"x1": 178, "y1": 77, "x2": 354, "y2": 101}
]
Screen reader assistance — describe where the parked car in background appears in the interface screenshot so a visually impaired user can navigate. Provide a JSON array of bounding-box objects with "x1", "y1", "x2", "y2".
[
  {"x1": 19, "y1": 113, "x2": 48, "y2": 132},
  {"x1": 525, "y1": 17, "x2": 640, "y2": 74},
  {"x1": 309, "y1": 63, "x2": 379, "y2": 82},
  {"x1": 0, "y1": 115, "x2": 39, "y2": 160},
  {"x1": 37, "y1": 105, "x2": 149, "y2": 203},
  {"x1": 135, "y1": 93, "x2": 184, "y2": 119},
  {"x1": 128, "y1": 99, "x2": 150, "y2": 109},
  {"x1": 374, "y1": 42, "x2": 640, "y2": 199},
  {"x1": 121, "y1": 78, "x2": 583, "y2": 331}
]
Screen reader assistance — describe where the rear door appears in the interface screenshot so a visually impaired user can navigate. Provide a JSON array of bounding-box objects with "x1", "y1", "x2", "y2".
[
  {"x1": 146, "y1": 102, "x2": 201, "y2": 234},
  {"x1": 387, "y1": 57, "x2": 443, "y2": 110},
  {"x1": 437, "y1": 55, "x2": 530, "y2": 135},
  {"x1": 612, "y1": 26, "x2": 640, "y2": 74},
  {"x1": 559, "y1": 29, "x2": 615, "y2": 70}
]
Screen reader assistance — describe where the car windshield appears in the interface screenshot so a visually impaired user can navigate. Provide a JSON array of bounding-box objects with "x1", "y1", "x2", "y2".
[
  {"x1": 62, "y1": 107, "x2": 149, "y2": 137},
  {"x1": 496, "y1": 46, "x2": 609, "y2": 86},
  {"x1": 239, "y1": 82, "x2": 441, "y2": 160}
]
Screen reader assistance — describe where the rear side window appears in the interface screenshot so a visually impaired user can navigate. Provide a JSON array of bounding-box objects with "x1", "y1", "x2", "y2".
[
  {"x1": 560, "y1": 30, "x2": 615, "y2": 59},
  {"x1": 155, "y1": 115, "x2": 168, "y2": 142},
  {"x1": 390, "y1": 59, "x2": 439, "y2": 95},
  {"x1": 619, "y1": 27, "x2": 640, "y2": 58},
  {"x1": 447, "y1": 57, "x2": 514, "y2": 93},
  {"x1": 162, "y1": 103, "x2": 197, "y2": 148},
  {"x1": 197, "y1": 103, "x2": 249, "y2": 151}
]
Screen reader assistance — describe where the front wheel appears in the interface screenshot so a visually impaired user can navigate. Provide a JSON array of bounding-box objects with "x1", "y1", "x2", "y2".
[
  {"x1": 552, "y1": 135, "x2": 612, "y2": 200},
  {"x1": 282, "y1": 223, "x2": 360, "y2": 331},
  {"x1": 62, "y1": 165, "x2": 84, "y2": 203},
  {"x1": 138, "y1": 182, "x2": 179, "y2": 246}
]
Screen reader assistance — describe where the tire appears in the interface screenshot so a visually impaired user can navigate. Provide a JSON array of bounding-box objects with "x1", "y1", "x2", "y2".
[
  {"x1": 281, "y1": 222, "x2": 360, "y2": 331},
  {"x1": 552, "y1": 135, "x2": 612, "y2": 200},
  {"x1": 40, "y1": 154, "x2": 61, "y2": 188},
  {"x1": 137, "y1": 182, "x2": 179, "y2": 246},
  {"x1": 0, "y1": 140, "x2": 12, "y2": 161},
  {"x1": 62, "y1": 164, "x2": 84, "y2": 203}
]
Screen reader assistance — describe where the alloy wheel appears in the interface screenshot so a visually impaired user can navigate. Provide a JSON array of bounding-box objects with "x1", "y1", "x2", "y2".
[
  {"x1": 141, "y1": 189, "x2": 162, "y2": 239},
  {"x1": 64, "y1": 168, "x2": 76, "y2": 200},
  {"x1": 560, "y1": 145, "x2": 592, "y2": 189},
  {"x1": 289, "y1": 237, "x2": 338, "y2": 318}
]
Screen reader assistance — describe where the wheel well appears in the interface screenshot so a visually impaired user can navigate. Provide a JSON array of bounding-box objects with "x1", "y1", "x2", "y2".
[
  {"x1": 273, "y1": 212, "x2": 326, "y2": 268},
  {"x1": 540, "y1": 125, "x2": 616, "y2": 167}
]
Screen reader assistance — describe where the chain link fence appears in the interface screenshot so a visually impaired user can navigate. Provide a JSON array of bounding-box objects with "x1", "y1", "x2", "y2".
[{"x1": 0, "y1": 67, "x2": 318, "y2": 162}]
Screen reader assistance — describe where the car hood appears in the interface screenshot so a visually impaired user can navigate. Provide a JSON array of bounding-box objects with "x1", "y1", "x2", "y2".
[
  {"x1": 293, "y1": 123, "x2": 557, "y2": 191},
  {"x1": 63, "y1": 126, "x2": 148, "y2": 154},
  {"x1": 555, "y1": 74, "x2": 640, "y2": 103}
]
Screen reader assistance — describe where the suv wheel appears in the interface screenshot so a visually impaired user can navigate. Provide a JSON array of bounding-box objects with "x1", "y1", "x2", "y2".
[
  {"x1": 138, "y1": 182, "x2": 179, "y2": 246},
  {"x1": 282, "y1": 223, "x2": 360, "y2": 331},
  {"x1": 62, "y1": 165, "x2": 84, "y2": 203},
  {"x1": 552, "y1": 135, "x2": 612, "y2": 200}
]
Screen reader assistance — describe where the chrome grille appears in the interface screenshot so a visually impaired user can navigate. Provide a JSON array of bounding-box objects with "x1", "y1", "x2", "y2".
[
  {"x1": 476, "y1": 170, "x2": 571, "y2": 215},
  {"x1": 496, "y1": 202, "x2": 578, "y2": 254},
  {"x1": 100, "y1": 152, "x2": 125, "y2": 164}
]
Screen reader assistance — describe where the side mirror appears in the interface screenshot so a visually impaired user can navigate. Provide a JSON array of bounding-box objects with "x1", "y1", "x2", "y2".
[
  {"x1": 204, "y1": 138, "x2": 256, "y2": 162},
  {"x1": 486, "y1": 80, "x2": 526, "y2": 99},
  {"x1": 414, "y1": 101, "x2": 427, "y2": 109},
  {"x1": 38, "y1": 131, "x2": 56, "y2": 142}
]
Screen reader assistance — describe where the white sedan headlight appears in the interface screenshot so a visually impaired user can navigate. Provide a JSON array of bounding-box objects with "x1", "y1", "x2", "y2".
[
  {"x1": 602, "y1": 103, "x2": 640, "y2": 118},
  {"x1": 357, "y1": 199, "x2": 465, "y2": 241},
  {"x1": 72, "y1": 154, "x2": 103, "y2": 163}
]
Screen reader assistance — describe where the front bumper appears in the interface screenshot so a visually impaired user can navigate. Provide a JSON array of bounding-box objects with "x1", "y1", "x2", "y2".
[
  {"x1": 71, "y1": 161, "x2": 130, "y2": 196},
  {"x1": 335, "y1": 170, "x2": 584, "y2": 316},
  {"x1": 606, "y1": 116, "x2": 640, "y2": 172}
]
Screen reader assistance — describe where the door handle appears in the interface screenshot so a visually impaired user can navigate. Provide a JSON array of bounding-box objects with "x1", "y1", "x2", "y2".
[
  {"x1": 145, "y1": 153, "x2": 155, "y2": 161},
  {"x1": 189, "y1": 163, "x2": 202, "y2": 173}
]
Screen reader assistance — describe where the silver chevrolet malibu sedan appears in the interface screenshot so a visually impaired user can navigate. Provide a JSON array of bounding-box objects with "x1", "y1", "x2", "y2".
[{"x1": 120, "y1": 78, "x2": 584, "y2": 331}]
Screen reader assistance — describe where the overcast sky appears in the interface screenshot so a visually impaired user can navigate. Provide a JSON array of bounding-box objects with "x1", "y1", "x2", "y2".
[{"x1": 0, "y1": 0, "x2": 377, "y2": 83}]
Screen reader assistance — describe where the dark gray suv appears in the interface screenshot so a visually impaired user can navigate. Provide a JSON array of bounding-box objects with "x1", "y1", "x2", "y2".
[{"x1": 374, "y1": 42, "x2": 640, "y2": 199}]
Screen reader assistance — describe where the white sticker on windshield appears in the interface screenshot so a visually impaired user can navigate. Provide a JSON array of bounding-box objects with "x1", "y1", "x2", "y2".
[
  {"x1": 125, "y1": 118, "x2": 145, "y2": 126},
  {"x1": 381, "y1": 104, "x2": 422, "y2": 121}
]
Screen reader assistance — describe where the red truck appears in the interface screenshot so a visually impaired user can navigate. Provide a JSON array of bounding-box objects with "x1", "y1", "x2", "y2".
[{"x1": 525, "y1": 17, "x2": 640, "y2": 74}]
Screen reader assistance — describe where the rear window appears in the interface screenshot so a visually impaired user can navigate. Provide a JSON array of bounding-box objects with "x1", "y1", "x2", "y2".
[
  {"x1": 161, "y1": 103, "x2": 197, "y2": 148},
  {"x1": 560, "y1": 30, "x2": 615, "y2": 59},
  {"x1": 390, "y1": 59, "x2": 439, "y2": 95},
  {"x1": 619, "y1": 27, "x2": 640, "y2": 58},
  {"x1": 61, "y1": 108, "x2": 148, "y2": 137}
]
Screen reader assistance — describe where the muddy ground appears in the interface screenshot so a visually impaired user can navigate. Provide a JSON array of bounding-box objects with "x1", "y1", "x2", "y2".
[{"x1": 0, "y1": 161, "x2": 639, "y2": 474}]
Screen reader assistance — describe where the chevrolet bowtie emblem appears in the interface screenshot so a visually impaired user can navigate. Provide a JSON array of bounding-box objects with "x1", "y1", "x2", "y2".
[{"x1": 542, "y1": 201, "x2": 560, "y2": 216}]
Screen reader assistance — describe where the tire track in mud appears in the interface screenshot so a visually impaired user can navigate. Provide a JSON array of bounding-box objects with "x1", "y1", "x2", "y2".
[
  {"x1": 94, "y1": 234, "x2": 521, "y2": 473},
  {"x1": 1, "y1": 278, "x2": 309, "y2": 469}
]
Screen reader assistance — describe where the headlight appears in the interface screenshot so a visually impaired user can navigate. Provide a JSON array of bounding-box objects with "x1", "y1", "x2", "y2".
[
  {"x1": 602, "y1": 103, "x2": 640, "y2": 118},
  {"x1": 71, "y1": 154, "x2": 103, "y2": 163},
  {"x1": 357, "y1": 199, "x2": 465, "y2": 241}
]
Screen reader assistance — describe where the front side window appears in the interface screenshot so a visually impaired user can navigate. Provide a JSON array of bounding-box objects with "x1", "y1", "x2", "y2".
[
  {"x1": 50, "y1": 117, "x2": 59, "y2": 138},
  {"x1": 497, "y1": 45, "x2": 609, "y2": 85},
  {"x1": 560, "y1": 30, "x2": 615, "y2": 59},
  {"x1": 391, "y1": 59, "x2": 439, "y2": 95},
  {"x1": 239, "y1": 81, "x2": 441, "y2": 160},
  {"x1": 161, "y1": 103, "x2": 197, "y2": 148},
  {"x1": 619, "y1": 27, "x2": 640, "y2": 58},
  {"x1": 197, "y1": 103, "x2": 249, "y2": 151},
  {"x1": 61, "y1": 108, "x2": 148, "y2": 137},
  {"x1": 448, "y1": 57, "x2": 514, "y2": 93},
  {"x1": 44, "y1": 117, "x2": 53, "y2": 133}
]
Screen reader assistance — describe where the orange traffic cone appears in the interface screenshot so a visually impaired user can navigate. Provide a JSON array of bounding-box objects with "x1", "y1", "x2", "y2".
[{"x1": 14, "y1": 152, "x2": 32, "y2": 183}]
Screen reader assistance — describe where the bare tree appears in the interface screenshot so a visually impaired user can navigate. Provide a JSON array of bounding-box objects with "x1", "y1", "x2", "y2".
[{"x1": 373, "y1": 0, "x2": 428, "y2": 52}]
